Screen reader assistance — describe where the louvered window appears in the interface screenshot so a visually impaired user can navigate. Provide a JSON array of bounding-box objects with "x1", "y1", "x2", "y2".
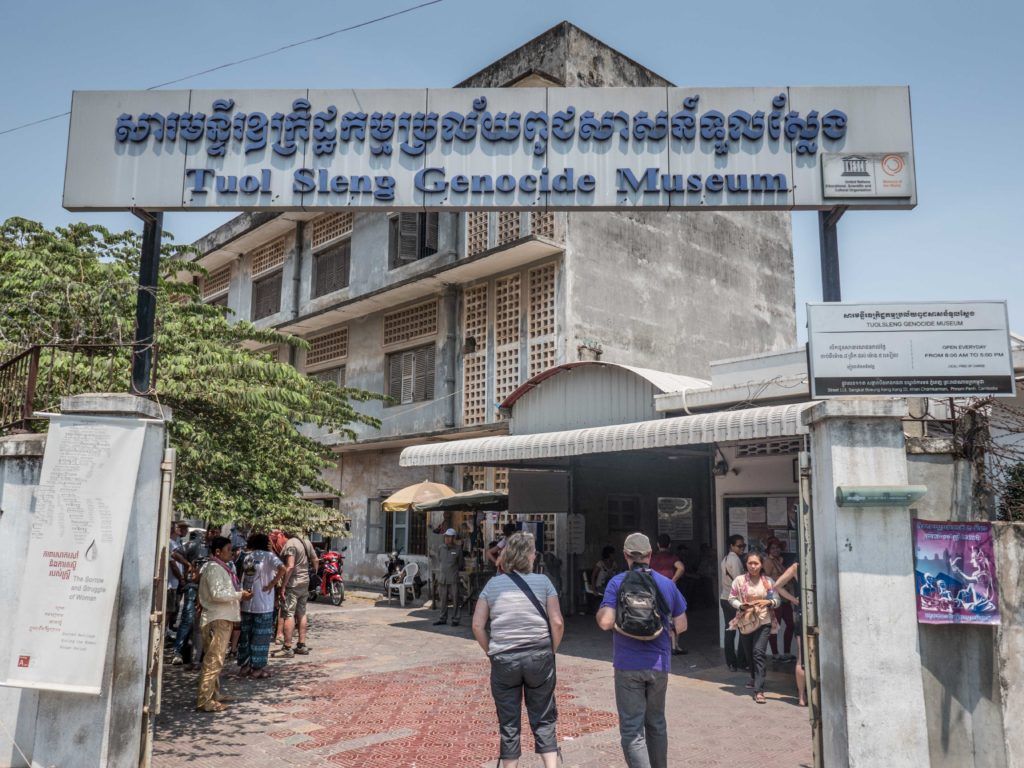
[
  {"x1": 389, "y1": 213, "x2": 438, "y2": 268},
  {"x1": 252, "y1": 272, "x2": 282, "y2": 320},
  {"x1": 309, "y1": 365, "x2": 346, "y2": 387},
  {"x1": 313, "y1": 240, "x2": 350, "y2": 298},
  {"x1": 386, "y1": 343, "x2": 435, "y2": 406}
]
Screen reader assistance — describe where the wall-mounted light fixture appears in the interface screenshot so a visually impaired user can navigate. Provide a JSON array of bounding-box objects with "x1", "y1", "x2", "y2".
[{"x1": 835, "y1": 485, "x2": 927, "y2": 508}]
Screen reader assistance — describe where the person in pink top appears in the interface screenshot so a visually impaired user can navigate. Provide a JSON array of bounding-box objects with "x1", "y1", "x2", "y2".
[{"x1": 649, "y1": 534, "x2": 687, "y2": 656}]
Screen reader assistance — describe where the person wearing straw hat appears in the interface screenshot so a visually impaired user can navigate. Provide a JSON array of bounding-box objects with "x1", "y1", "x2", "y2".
[{"x1": 434, "y1": 528, "x2": 465, "y2": 626}]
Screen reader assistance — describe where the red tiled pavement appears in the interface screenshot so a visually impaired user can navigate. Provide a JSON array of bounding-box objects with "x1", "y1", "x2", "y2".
[{"x1": 153, "y1": 593, "x2": 813, "y2": 768}]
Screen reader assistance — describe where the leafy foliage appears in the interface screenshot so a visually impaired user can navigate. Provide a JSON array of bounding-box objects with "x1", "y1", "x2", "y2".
[{"x1": 0, "y1": 217, "x2": 379, "y2": 535}]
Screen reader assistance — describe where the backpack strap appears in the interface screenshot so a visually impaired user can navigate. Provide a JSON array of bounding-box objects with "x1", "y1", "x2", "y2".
[{"x1": 506, "y1": 571, "x2": 553, "y2": 648}]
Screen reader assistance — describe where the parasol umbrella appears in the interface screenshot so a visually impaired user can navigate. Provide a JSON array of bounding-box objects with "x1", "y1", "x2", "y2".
[
  {"x1": 381, "y1": 480, "x2": 455, "y2": 512},
  {"x1": 412, "y1": 489, "x2": 509, "y2": 512}
]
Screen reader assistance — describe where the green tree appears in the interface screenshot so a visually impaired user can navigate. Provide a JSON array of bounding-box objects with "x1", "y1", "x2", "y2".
[
  {"x1": 1000, "y1": 463, "x2": 1024, "y2": 522},
  {"x1": 0, "y1": 216, "x2": 379, "y2": 535}
]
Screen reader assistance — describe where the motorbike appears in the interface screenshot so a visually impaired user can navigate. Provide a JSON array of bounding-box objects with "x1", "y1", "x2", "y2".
[
  {"x1": 382, "y1": 548, "x2": 424, "y2": 599},
  {"x1": 382, "y1": 548, "x2": 406, "y2": 595},
  {"x1": 309, "y1": 546, "x2": 347, "y2": 606}
]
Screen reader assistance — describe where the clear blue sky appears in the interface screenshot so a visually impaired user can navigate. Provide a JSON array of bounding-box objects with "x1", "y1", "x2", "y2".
[{"x1": 2, "y1": 0, "x2": 1021, "y2": 338}]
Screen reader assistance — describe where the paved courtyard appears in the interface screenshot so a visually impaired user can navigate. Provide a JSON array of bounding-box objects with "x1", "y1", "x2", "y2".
[{"x1": 153, "y1": 592, "x2": 813, "y2": 768}]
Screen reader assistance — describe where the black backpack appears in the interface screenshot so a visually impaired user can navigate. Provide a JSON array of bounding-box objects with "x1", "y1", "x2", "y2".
[{"x1": 614, "y1": 566, "x2": 670, "y2": 641}]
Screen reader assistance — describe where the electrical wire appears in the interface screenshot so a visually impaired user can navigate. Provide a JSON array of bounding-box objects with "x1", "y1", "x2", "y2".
[{"x1": 0, "y1": 0, "x2": 445, "y2": 137}]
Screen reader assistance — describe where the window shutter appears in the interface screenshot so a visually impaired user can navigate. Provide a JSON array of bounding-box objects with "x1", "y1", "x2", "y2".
[
  {"x1": 314, "y1": 241, "x2": 350, "y2": 298},
  {"x1": 388, "y1": 353, "x2": 403, "y2": 402},
  {"x1": 312, "y1": 365, "x2": 345, "y2": 386},
  {"x1": 252, "y1": 273, "x2": 281, "y2": 320},
  {"x1": 424, "y1": 213, "x2": 439, "y2": 256},
  {"x1": 413, "y1": 344, "x2": 435, "y2": 402},
  {"x1": 400, "y1": 351, "x2": 415, "y2": 404},
  {"x1": 398, "y1": 213, "x2": 419, "y2": 263}
]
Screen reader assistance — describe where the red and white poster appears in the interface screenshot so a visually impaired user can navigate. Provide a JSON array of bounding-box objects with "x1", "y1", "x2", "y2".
[{"x1": 1, "y1": 415, "x2": 147, "y2": 694}]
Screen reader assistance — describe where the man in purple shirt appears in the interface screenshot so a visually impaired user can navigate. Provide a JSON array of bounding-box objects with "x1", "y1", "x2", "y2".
[{"x1": 597, "y1": 532, "x2": 687, "y2": 768}]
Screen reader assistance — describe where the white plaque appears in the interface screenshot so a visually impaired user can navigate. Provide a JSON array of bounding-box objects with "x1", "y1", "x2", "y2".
[
  {"x1": 807, "y1": 301, "x2": 1016, "y2": 398},
  {"x1": 822, "y1": 152, "x2": 913, "y2": 198},
  {"x1": 2, "y1": 416, "x2": 147, "y2": 694}
]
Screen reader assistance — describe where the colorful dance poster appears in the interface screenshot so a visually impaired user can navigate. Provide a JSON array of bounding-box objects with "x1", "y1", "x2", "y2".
[{"x1": 913, "y1": 520, "x2": 1000, "y2": 625}]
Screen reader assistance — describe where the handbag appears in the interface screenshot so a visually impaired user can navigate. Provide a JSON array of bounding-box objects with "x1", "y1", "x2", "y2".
[{"x1": 734, "y1": 606, "x2": 762, "y2": 635}]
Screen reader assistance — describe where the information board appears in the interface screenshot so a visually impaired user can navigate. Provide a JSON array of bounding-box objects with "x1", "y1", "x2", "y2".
[
  {"x1": 2, "y1": 416, "x2": 147, "y2": 695},
  {"x1": 807, "y1": 301, "x2": 1016, "y2": 398}
]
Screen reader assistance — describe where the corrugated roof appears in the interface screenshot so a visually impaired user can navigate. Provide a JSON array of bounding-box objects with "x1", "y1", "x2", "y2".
[
  {"x1": 500, "y1": 361, "x2": 709, "y2": 410},
  {"x1": 400, "y1": 402, "x2": 812, "y2": 467}
]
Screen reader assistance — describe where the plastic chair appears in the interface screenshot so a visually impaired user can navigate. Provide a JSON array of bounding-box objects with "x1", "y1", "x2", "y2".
[{"x1": 385, "y1": 561, "x2": 419, "y2": 607}]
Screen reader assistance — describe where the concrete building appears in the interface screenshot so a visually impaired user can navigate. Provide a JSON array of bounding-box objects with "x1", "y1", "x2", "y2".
[{"x1": 188, "y1": 21, "x2": 795, "y2": 584}]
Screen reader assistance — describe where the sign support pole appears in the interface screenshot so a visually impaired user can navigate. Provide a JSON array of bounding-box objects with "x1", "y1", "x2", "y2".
[
  {"x1": 818, "y1": 206, "x2": 846, "y2": 302},
  {"x1": 131, "y1": 209, "x2": 163, "y2": 396}
]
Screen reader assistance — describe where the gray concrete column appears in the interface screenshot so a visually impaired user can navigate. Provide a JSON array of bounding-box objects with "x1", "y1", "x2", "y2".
[
  {"x1": 803, "y1": 399, "x2": 930, "y2": 768},
  {"x1": 0, "y1": 433, "x2": 46, "y2": 767}
]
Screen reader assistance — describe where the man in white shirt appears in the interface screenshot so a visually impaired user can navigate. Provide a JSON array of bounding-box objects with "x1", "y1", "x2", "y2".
[{"x1": 719, "y1": 535, "x2": 748, "y2": 671}]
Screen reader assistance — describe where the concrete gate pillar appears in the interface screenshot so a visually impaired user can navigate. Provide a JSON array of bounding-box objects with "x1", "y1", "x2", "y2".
[
  {"x1": 803, "y1": 399, "x2": 930, "y2": 768},
  {"x1": 0, "y1": 394, "x2": 170, "y2": 768}
]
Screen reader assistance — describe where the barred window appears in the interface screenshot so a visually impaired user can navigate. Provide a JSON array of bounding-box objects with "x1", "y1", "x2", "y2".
[
  {"x1": 466, "y1": 212, "x2": 488, "y2": 257},
  {"x1": 383, "y1": 300, "x2": 438, "y2": 348},
  {"x1": 312, "y1": 212, "x2": 354, "y2": 248},
  {"x1": 531, "y1": 211, "x2": 555, "y2": 239},
  {"x1": 306, "y1": 327, "x2": 349, "y2": 366},
  {"x1": 386, "y1": 343, "x2": 435, "y2": 406},
  {"x1": 250, "y1": 237, "x2": 287, "y2": 278},
  {"x1": 313, "y1": 240, "x2": 350, "y2": 298},
  {"x1": 497, "y1": 211, "x2": 520, "y2": 246},
  {"x1": 252, "y1": 272, "x2": 282, "y2": 320},
  {"x1": 201, "y1": 263, "x2": 231, "y2": 299},
  {"x1": 389, "y1": 213, "x2": 438, "y2": 268},
  {"x1": 309, "y1": 365, "x2": 346, "y2": 387}
]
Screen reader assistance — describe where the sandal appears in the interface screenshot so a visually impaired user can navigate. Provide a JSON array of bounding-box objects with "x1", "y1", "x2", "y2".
[
  {"x1": 197, "y1": 702, "x2": 227, "y2": 713},
  {"x1": 252, "y1": 669, "x2": 272, "y2": 679},
  {"x1": 754, "y1": 693, "x2": 766, "y2": 704}
]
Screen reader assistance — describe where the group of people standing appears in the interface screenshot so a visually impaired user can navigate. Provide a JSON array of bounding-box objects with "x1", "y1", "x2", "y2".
[{"x1": 165, "y1": 522, "x2": 319, "y2": 713}]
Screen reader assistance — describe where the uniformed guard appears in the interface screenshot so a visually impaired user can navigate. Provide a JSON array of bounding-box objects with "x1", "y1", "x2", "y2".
[{"x1": 434, "y1": 528, "x2": 465, "y2": 626}]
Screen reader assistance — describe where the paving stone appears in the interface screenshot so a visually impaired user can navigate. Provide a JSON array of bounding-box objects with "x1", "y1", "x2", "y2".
[{"x1": 153, "y1": 594, "x2": 812, "y2": 767}]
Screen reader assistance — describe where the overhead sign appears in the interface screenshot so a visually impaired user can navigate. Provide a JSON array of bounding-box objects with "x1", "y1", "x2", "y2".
[
  {"x1": 807, "y1": 301, "x2": 1016, "y2": 398},
  {"x1": 2, "y1": 416, "x2": 147, "y2": 695},
  {"x1": 62, "y1": 86, "x2": 915, "y2": 212}
]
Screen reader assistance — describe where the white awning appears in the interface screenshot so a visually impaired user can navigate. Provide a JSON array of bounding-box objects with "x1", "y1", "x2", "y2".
[{"x1": 399, "y1": 402, "x2": 814, "y2": 467}]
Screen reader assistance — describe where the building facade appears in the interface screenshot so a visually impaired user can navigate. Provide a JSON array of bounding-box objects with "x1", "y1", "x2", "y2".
[{"x1": 189, "y1": 21, "x2": 796, "y2": 583}]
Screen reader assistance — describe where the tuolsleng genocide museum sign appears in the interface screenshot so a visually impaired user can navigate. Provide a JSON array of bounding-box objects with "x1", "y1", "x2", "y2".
[
  {"x1": 62, "y1": 86, "x2": 915, "y2": 211},
  {"x1": 807, "y1": 301, "x2": 1017, "y2": 398}
]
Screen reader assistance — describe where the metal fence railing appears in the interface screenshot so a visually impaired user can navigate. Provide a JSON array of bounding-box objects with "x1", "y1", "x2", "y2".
[{"x1": 0, "y1": 344, "x2": 157, "y2": 434}]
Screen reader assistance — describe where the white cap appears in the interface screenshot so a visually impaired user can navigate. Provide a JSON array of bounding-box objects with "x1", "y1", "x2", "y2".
[{"x1": 444, "y1": 528, "x2": 457, "y2": 537}]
